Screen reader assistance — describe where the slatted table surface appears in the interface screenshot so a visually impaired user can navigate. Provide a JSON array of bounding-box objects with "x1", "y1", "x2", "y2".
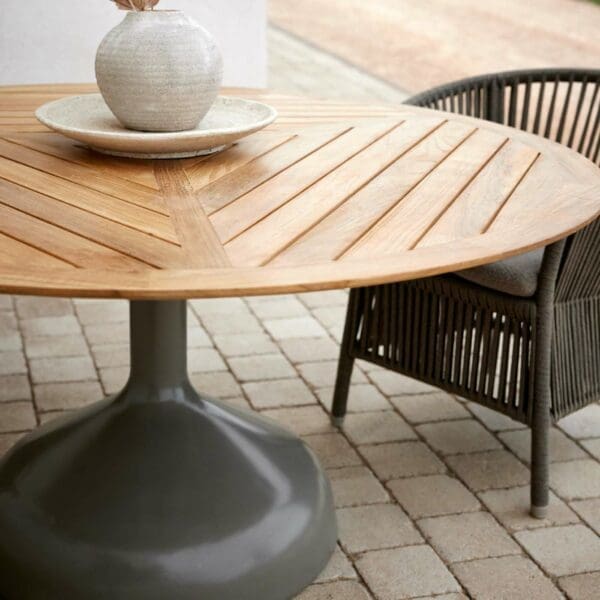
[{"x1": 0, "y1": 84, "x2": 598, "y2": 299}]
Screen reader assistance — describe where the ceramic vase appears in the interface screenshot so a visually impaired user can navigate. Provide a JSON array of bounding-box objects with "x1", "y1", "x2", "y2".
[{"x1": 96, "y1": 10, "x2": 223, "y2": 132}]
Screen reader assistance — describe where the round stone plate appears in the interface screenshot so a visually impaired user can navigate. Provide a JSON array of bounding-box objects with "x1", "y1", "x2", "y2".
[{"x1": 36, "y1": 94, "x2": 278, "y2": 159}]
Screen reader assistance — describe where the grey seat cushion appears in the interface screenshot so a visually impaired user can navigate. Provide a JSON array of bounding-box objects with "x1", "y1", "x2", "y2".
[{"x1": 455, "y1": 248, "x2": 545, "y2": 297}]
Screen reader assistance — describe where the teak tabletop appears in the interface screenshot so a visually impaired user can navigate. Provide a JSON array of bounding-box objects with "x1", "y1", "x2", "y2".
[
  {"x1": 0, "y1": 84, "x2": 598, "y2": 299},
  {"x1": 1, "y1": 84, "x2": 600, "y2": 600}
]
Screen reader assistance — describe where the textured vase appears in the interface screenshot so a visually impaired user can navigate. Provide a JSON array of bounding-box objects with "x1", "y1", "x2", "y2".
[{"x1": 96, "y1": 10, "x2": 223, "y2": 132}]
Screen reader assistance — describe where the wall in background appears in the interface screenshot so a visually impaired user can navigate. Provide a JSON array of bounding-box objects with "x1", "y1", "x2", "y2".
[{"x1": 0, "y1": 0, "x2": 267, "y2": 87}]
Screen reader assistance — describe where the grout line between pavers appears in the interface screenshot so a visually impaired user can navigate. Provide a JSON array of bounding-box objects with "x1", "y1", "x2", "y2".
[{"x1": 12, "y1": 294, "x2": 41, "y2": 428}]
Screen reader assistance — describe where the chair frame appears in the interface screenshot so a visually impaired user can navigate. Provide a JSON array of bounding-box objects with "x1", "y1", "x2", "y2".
[{"x1": 332, "y1": 68, "x2": 600, "y2": 518}]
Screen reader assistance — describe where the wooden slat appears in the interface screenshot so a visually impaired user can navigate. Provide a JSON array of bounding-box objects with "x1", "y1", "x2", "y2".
[
  {"x1": 0, "y1": 157, "x2": 178, "y2": 243},
  {"x1": 226, "y1": 117, "x2": 445, "y2": 266},
  {"x1": 342, "y1": 128, "x2": 508, "y2": 259},
  {"x1": 272, "y1": 120, "x2": 475, "y2": 265},
  {"x1": 211, "y1": 120, "x2": 400, "y2": 242},
  {"x1": 0, "y1": 125, "x2": 47, "y2": 133},
  {"x1": 0, "y1": 137, "x2": 166, "y2": 214},
  {"x1": 418, "y1": 140, "x2": 540, "y2": 247},
  {"x1": 0, "y1": 203, "x2": 143, "y2": 270},
  {"x1": 4, "y1": 133, "x2": 160, "y2": 189},
  {"x1": 196, "y1": 125, "x2": 351, "y2": 214},
  {"x1": 487, "y1": 157, "x2": 597, "y2": 235},
  {"x1": 184, "y1": 131, "x2": 295, "y2": 190},
  {"x1": 0, "y1": 178, "x2": 185, "y2": 268},
  {"x1": 155, "y1": 163, "x2": 230, "y2": 268},
  {"x1": 0, "y1": 231, "x2": 74, "y2": 270}
]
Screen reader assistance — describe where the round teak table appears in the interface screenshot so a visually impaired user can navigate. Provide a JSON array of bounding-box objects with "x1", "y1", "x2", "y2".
[{"x1": 0, "y1": 85, "x2": 598, "y2": 600}]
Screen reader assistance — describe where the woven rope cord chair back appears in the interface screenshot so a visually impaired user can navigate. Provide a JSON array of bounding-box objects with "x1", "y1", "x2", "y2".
[
  {"x1": 407, "y1": 68, "x2": 600, "y2": 420},
  {"x1": 332, "y1": 68, "x2": 600, "y2": 518}
]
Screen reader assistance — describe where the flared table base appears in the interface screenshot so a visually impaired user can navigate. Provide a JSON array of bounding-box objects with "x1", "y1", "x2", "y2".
[{"x1": 0, "y1": 301, "x2": 336, "y2": 599}]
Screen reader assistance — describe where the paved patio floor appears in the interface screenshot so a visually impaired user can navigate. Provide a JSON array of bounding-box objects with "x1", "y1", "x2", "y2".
[
  {"x1": 1, "y1": 290, "x2": 599, "y2": 599},
  {"x1": 1, "y1": 3, "x2": 600, "y2": 599},
  {"x1": 269, "y1": 0, "x2": 600, "y2": 95}
]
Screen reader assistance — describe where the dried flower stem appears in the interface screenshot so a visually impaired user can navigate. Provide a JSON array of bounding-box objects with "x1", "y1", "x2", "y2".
[{"x1": 111, "y1": 0, "x2": 160, "y2": 11}]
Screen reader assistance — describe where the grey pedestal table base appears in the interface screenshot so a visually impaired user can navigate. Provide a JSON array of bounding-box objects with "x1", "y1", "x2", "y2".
[{"x1": 0, "y1": 301, "x2": 337, "y2": 599}]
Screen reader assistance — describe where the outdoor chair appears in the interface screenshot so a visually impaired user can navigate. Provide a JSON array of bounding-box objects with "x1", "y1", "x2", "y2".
[{"x1": 331, "y1": 68, "x2": 600, "y2": 518}]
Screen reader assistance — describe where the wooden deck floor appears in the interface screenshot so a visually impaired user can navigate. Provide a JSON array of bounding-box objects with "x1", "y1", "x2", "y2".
[{"x1": 269, "y1": 0, "x2": 600, "y2": 95}]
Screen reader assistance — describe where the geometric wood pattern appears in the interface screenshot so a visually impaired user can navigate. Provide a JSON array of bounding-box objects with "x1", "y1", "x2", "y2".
[{"x1": 0, "y1": 84, "x2": 599, "y2": 299}]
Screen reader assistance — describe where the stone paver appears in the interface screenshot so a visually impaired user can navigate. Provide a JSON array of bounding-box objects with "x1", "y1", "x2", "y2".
[
  {"x1": 368, "y1": 371, "x2": 435, "y2": 396},
  {"x1": 452, "y1": 555, "x2": 562, "y2": 600},
  {"x1": 189, "y1": 371, "x2": 241, "y2": 399},
  {"x1": 389, "y1": 474, "x2": 480, "y2": 519},
  {"x1": 295, "y1": 581, "x2": 371, "y2": 600},
  {"x1": 417, "y1": 420, "x2": 502, "y2": 455},
  {"x1": 212, "y1": 332, "x2": 277, "y2": 358},
  {"x1": 243, "y1": 378, "x2": 315, "y2": 409},
  {"x1": 356, "y1": 546, "x2": 461, "y2": 600},
  {"x1": 84, "y1": 322, "x2": 128, "y2": 346},
  {"x1": 0, "y1": 375, "x2": 31, "y2": 402},
  {"x1": 279, "y1": 337, "x2": 340, "y2": 364},
  {"x1": 337, "y1": 504, "x2": 422, "y2": 553},
  {"x1": 35, "y1": 381, "x2": 104, "y2": 412},
  {"x1": 25, "y1": 334, "x2": 89, "y2": 359},
  {"x1": 189, "y1": 298, "x2": 247, "y2": 316},
  {"x1": 515, "y1": 524, "x2": 600, "y2": 576},
  {"x1": 305, "y1": 433, "x2": 362, "y2": 469},
  {"x1": 261, "y1": 405, "x2": 334, "y2": 436},
  {"x1": 75, "y1": 300, "x2": 128, "y2": 325},
  {"x1": 263, "y1": 316, "x2": 328, "y2": 340},
  {"x1": 21, "y1": 315, "x2": 81, "y2": 338},
  {"x1": 228, "y1": 353, "x2": 295, "y2": 382},
  {"x1": 551, "y1": 459, "x2": 600, "y2": 500},
  {"x1": 419, "y1": 512, "x2": 520, "y2": 563},
  {"x1": 187, "y1": 326, "x2": 212, "y2": 348},
  {"x1": 314, "y1": 545, "x2": 357, "y2": 583},
  {"x1": 557, "y1": 404, "x2": 600, "y2": 439},
  {"x1": 445, "y1": 450, "x2": 530, "y2": 491},
  {"x1": 499, "y1": 427, "x2": 587, "y2": 463},
  {"x1": 15, "y1": 297, "x2": 72, "y2": 319},
  {"x1": 391, "y1": 392, "x2": 469, "y2": 424},
  {"x1": 558, "y1": 572, "x2": 600, "y2": 600},
  {"x1": 0, "y1": 351, "x2": 26, "y2": 376},
  {"x1": 298, "y1": 361, "x2": 366, "y2": 389},
  {"x1": 317, "y1": 384, "x2": 390, "y2": 413},
  {"x1": 581, "y1": 437, "x2": 600, "y2": 460},
  {"x1": 570, "y1": 497, "x2": 600, "y2": 535},
  {"x1": 0, "y1": 332, "x2": 21, "y2": 352},
  {"x1": 91, "y1": 344, "x2": 129, "y2": 369},
  {"x1": 328, "y1": 466, "x2": 389, "y2": 508},
  {"x1": 466, "y1": 402, "x2": 525, "y2": 432},
  {"x1": 359, "y1": 441, "x2": 445, "y2": 481},
  {"x1": 99, "y1": 366, "x2": 128, "y2": 395},
  {"x1": 250, "y1": 296, "x2": 308, "y2": 320},
  {"x1": 200, "y1": 311, "x2": 262, "y2": 336},
  {"x1": 343, "y1": 411, "x2": 416, "y2": 445},
  {"x1": 478, "y1": 485, "x2": 578, "y2": 531},
  {"x1": 29, "y1": 356, "x2": 96, "y2": 385},
  {"x1": 188, "y1": 348, "x2": 227, "y2": 373},
  {"x1": 298, "y1": 291, "x2": 348, "y2": 309},
  {"x1": 0, "y1": 401, "x2": 36, "y2": 433}
]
